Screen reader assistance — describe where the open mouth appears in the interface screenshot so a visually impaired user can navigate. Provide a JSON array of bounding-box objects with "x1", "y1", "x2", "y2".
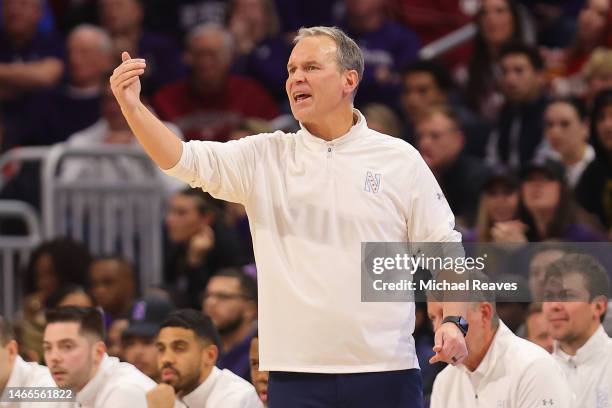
[{"x1": 293, "y1": 92, "x2": 312, "y2": 103}]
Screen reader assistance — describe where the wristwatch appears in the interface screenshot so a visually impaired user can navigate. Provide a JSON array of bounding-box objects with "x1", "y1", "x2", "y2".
[{"x1": 442, "y1": 316, "x2": 469, "y2": 336}]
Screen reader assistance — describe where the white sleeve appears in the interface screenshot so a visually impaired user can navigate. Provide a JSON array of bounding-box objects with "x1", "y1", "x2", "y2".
[
  {"x1": 405, "y1": 151, "x2": 462, "y2": 243},
  {"x1": 515, "y1": 358, "x2": 574, "y2": 408},
  {"x1": 163, "y1": 135, "x2": 263, "y2": 205}
]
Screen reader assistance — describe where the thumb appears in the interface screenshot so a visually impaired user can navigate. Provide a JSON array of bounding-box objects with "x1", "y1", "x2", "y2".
[
  {"x1": 433, "y1": 329, "x2": 444, "y2": 352},
  {"x1": 122, "y1": 51, "x2": 131, "y2": 62}
]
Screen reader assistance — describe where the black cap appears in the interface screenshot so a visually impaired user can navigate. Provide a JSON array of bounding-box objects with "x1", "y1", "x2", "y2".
[
  {"x1": 122, "y1": 296, "x2": 175, "y2": 339},
  {"x1": 482, "y1": 165, "x2": 519, "y2": 192},
  {"x1": 520, "y1": 158, "x2": 565, "y2": 183}
]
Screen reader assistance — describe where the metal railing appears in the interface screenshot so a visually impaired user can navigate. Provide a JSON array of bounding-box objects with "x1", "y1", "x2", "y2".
[{"x1": 0, "y1": 200, "x2": 42, "y2": 318}]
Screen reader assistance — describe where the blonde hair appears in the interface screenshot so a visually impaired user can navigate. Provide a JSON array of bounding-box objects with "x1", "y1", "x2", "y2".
[{"x1": 583, "y1": 47, "x2": 612, "y2": 81}]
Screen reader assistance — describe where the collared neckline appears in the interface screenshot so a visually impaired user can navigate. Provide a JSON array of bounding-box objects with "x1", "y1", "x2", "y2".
[
  {"x1": 460, "y1": 322, "x2": 511, "y2": 385},
  {"x1": 298, "y1": 109, "x2": 367, "y2": 151},
  {"x1": 77, "y1": 354, "x2": 115, "y2": 406},
  {"x1": 553, "y1": 324, "x2": 609, "y2": 366},
  {"x1": 180, "y1": 366, "x2": 221, "y2": 408}
]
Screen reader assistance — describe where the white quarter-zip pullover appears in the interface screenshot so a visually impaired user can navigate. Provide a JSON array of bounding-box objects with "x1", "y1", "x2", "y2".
[{"x1": 165, "y1": 111, "x2": 461, "y2": 373}]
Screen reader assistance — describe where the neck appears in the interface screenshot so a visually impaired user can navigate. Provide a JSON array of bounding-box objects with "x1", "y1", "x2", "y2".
[
  {"x1": 180, "y1": 365, "x2": 213, "y2": 398},
  {"x1": 78, "y1": 359, "x2": 102, "y2": 393},
  {"x1": 192, "y1": 77, "x2": 226, "y2": 97},
  {"x1": 532, "y1": 209, "x2": 555, "y2": 237},
  {"x1": 559, "y1": 323, "x2": 601, "y2": 356},
  {"x1": 70, "y1": 81, "x2": 102, "y2": 92},
  {"x1": 562, "y1": 144, "x2": 586, "y2": 166},
  {"x1": 463, "y1": 326, "x2": 497, "y2": 372},
  {"x1": 303, "y1": 106, "x2": 355, "y2": 141},
  {"x1": 221, "y1": 323, "x2": 253, "y2": 352}
]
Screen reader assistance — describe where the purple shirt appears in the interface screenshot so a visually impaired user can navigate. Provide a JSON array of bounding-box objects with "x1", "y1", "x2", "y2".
[{"x1": 217, "y1": 330, "x2": 256, "y2": 382}]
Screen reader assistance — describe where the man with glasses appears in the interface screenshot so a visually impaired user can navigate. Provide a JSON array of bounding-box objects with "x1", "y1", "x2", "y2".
[{"x1": 202, "y1": 268, "x2": 257, "y2": 381}]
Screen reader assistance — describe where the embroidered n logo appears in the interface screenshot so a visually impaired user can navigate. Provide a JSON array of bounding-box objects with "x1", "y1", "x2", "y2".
[{"x1": 364, "y1": 171, "x2": 382, "y2": 193}]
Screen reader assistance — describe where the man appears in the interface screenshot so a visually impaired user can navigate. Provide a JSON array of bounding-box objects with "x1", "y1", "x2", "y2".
[
  {"x1": 89, "y1": 256, "x2": 137, "y2": 329},
  {"x1": 164, "y1": 188, "x2": 244, "y2": 308},
  {"x1": 528, "y1": 244, "x2": 566, "y2": 302},
  {"x1": 249, "y1": 334, "x2": 269, "y2": 406},
  {"x1": 43, "y1": 306, "x2": 155, "y2": 407},
  {"x1": 25, "y1": 24, "x2": 113, "y2": 146},
  {"x1": 146, "y1": 309, "x2": 262, "y2": 408},
  {"x1": 203, "y1": 268, "x2": 257, "y2": 381},
  {"x1": 487, "y1": 42, "x2": 549, "y2": 169},
  {"x1": 524, "y1": 302, "x2": 553, "y2": 353},
  {"x1": 152, "y1": 24, "x2": 279, "y2": 142},
  {"x1": 111, "y1": 25, "x2": 468, "y2": 407},
  {"x1": 400, "y1": 59, "x2": 488, "y2": 156},
  {"x1": 0, "y1": 316, "x2": 69, "y2": 408},
  {"x1": 428, "y1": 278, "x2": 572, "y2": 408},
  {"x1": 122, "y1": 296, "x2": 176, "y2": 381},
  {"x1": 414, "y1": 105, "x2": 488, "y2": 227},
  {"x1": 543, "y1": 253, "x2": 612, "y2": 407}
]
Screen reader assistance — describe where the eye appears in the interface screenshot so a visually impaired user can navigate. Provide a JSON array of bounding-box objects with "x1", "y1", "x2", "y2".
[{"x1": 307, "y1": 65, "x2": 317, "y2": 71}]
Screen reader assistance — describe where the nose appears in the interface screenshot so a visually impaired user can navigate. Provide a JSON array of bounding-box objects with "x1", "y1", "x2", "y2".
[{"x1": 46, "y1": 347, "x2": 61, "y2": 365}]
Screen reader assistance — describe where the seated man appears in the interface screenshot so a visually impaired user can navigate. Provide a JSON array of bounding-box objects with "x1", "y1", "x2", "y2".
[
  {"x1": 122, "y1": 296, "x2": 176, "y2": 382},
  {"x1": 524, "y1": 302, "x2": 553, "y2": 353},
  {"x1": 146, "y1": 309, "x2": 262, "y2": 408},
  {"x1": 543, "y1": 253, "x2": 612, "y2": 407},
  {"x1": 0, "y1": 316, "x2": 70, "y2": 408},
  {"x1": 249, "y1": 333, "x2": 269, "y2": 407},
  {"x1": 43, "y1": 306, "x2": 155, "y2": 407},
  {"x1": 428, "y1": 273, "x2": 572, "y2": 408},
  {"x1": 202, "y1": 268, "x2": 257, "y2": 381}
]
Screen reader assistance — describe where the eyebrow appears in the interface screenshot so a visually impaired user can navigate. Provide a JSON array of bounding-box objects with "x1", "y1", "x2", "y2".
[{"x1": 287, "y1": 60, "x2": 320, "y2": 70}]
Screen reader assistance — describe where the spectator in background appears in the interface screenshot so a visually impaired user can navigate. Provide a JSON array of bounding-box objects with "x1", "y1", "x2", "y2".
[
  {"x1": 362, "y1": 103, "x2": 402, "y2": 138},
  {"x1": 99, "y1": 0, "x2": 185, "y2": 96},
  {"x1": 146, "y1": 309, "x2": 262, "y2": 408},
  {"x1": 486, "y1": 43, "x2": 548, "y2": 169},
  {"x1": 227, "y1": 0, "x2": 291, "y2": 103},
  {"x1": 563, "y1": 0, "x2": 610, "y2": 76},
  {"x1": 24, "y1": 24, "x2": 113, "y2": 146},
  {"x1": 524, "y1": 302, "x2": 553, "y2": 353},
  {"x1": 59, "y1": 83, "x2": 186, "y2": 197},
  {"x1": 45, "y1": 285, "x2": 95, "y2": 309},
  {"x1": 470, "y1": 167, "x2": 521, "y2": 242},
  {"x1": 0, "y1": 316, "x2": 65, "y2": 407},
  {"x1": 400, "y1": 59, "x2": 488, "y2": 156},
  {"x1": 153, "y1": 24, "x2": 279, "y2": 142},
  {"x1": 121, "y1": 296, "x2": 175, "y2": 382},
  {"x1": 543, "y1": 253, "x2": 612, "y2": 408},
  {"x1": 461, "y1": 0, "x2": 529, "y2": 121},
  {"x1": 519, "y1": 158, "x2": 605, "y2": 241},
  {"x1": 0, "y1": 0, "x2": 64, "y2": 151},
  {"x1": 542, "y1": 97, "x2": 595, "y2": 189},
  {"x1": 249, "y1": 333, "x2": 269, "y2": 406},
  {"x1": 427, "y1": 275, "x2": 572, "y2": 408},
  {"x1": 203, "y1": 268, "x2": 257, "y2": 381},
  {"x1": 164, "y1": 188, "x2": 243, "y2": 309},
  {"x1": 576, "y1": 89, "x2": 612, "y2": 235},
  {"x1": 414, "y1": 106, "x2": 488, "y2": 227},
  {"x1": 43, "y1": 306, "x2": 155, "y2": 406},
  {"x1": 581, "y1": 47, "x2": 612, "y2": 106},
  {"x1": 528, "y1": 244, "x2": 566, "y2": 302},
  {"x1": 339, "y1": 0, "x2": 420, "y2": 107},
  {"x1": 89, "y1": 256, "x2": 137, "y2": 329},
  {"x1": 106, "y1": 318, "x2": 128, "y2": 359}
]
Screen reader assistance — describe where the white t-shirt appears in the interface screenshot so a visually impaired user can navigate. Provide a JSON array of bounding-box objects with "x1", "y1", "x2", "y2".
[
  {"x1": 165, "y1": 110, "x2": 461, "y2": 373},
  {"x1": 75, "y1": 354, "x2": 155, "y2": 408},
  {"x1": 175, "y1": 367, "x2": 262, "y2": 408},
  {"x1": 0, "y1": 356, "x2": 71, "y2": 408},
  {"x1": 553, "y1": 325, "x2": 612, "y2": 408},
  {"x1": 430, "y1": 322, "x2": 573, "y2": 408}
]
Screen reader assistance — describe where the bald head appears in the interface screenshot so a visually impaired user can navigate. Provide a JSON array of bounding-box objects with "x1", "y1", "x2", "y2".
[{"x1": 68, "y1": 25, "x2": 113, "y2": 88}]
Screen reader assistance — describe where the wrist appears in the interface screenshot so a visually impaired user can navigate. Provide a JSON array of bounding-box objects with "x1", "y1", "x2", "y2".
[{"x1": 442, "y1": 316, "x2": 469, "y2": 336}]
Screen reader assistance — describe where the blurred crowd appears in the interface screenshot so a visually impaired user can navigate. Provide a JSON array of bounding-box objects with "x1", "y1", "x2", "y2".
[{"x1": 1, "y1": 0, "x2": 612, "y2": 406}]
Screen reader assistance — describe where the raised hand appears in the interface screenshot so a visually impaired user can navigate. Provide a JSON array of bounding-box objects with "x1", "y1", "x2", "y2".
[{"x1": 109, "y1": 51, "x2": 146, "y2": 112}]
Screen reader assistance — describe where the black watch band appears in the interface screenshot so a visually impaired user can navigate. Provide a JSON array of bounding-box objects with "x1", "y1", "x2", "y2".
[{"x1": 442, "y1": 316, "x2": 469, "y2": 337}]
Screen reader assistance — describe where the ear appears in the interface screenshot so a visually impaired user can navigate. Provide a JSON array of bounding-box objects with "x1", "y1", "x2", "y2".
[
  {"x1": 343, "y1": 70, "x2": 359, "y2": 97},
  {"x1": 593, "y1": 296, "x2": 608, "y2": 322},
  {"x1": 7, "y1": 340, "x2": 18, "y2": 363},
  {"x1": 480, "y1": 302, "x2": 494, "y2": 327},
  {"x1": 202, "y1": 344, "x2": 219, "y2": 367},
  {"x1": 244, "y1": 300, "x2": 257, "y2": 321},
  {"x1": 94, "y1": 340, "x2": 107, "y2": 364}
]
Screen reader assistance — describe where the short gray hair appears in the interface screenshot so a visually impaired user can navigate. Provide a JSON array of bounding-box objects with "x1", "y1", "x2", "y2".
[{"x1": 294, "y1": 26, "x2": 364, "y2": 93}]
